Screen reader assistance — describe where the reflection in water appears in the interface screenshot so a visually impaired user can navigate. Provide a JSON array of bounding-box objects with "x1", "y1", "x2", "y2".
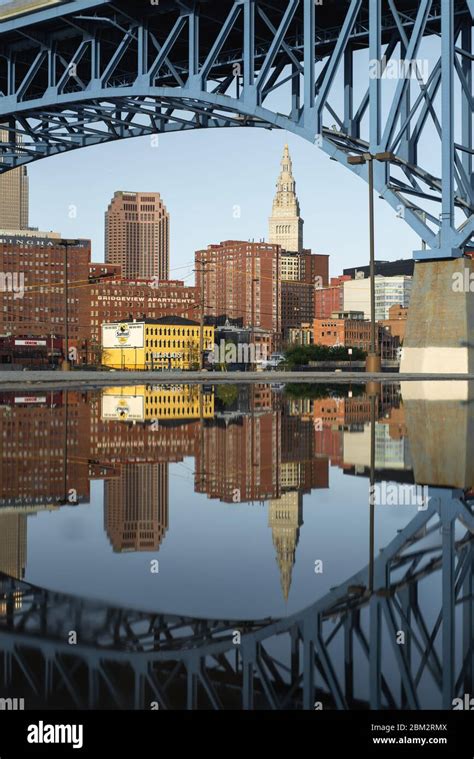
[{"x1": 0, "y1": 381, "x2": 472, "y2": 710}]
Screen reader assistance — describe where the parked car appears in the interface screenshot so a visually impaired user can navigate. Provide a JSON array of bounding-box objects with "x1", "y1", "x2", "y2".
[{"x1": 258, "y1": 353, "x2": 286, "y2": 371}]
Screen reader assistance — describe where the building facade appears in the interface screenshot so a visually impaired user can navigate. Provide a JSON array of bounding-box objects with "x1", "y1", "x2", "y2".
[
  {"x1": 313, "y1": 313, "x2": 400, "y2": 358},
  {"x1": 0, "y1": 233, "x2": 91, "y2": 362},
  {"x1": 105, "y1": 191, "x2": 170, "y2": 280},
  {"x1": 0, "y1": 130, "x2": 29, "y2": 230},
  {"x1": 101, "y1": 317, "x2": 214, "y2": 370},
  {"x1": 381, "y1": 304, "x2": 408, "y2": 342},
  {"x1": 287, "y1": 323, "x2": 313, "y2": 345},
  {"x1": 104, "y1": 463, "x2": 169, "y2": 553},
  {"x1": 90, "y1": 278, "x2": 198, "y2": 350},
  {"x1": 314, "y1": 275, "x2": 351, "y2": 319},
  {"x1": 281, "y1": 280, "x2": 315, "y2": 334},
  {"x1": 195, "y1": 240, "x2": 281, "y2": 345},
  {"x1": 343, "y1": 275, "x2": 412, "y2": 321}
]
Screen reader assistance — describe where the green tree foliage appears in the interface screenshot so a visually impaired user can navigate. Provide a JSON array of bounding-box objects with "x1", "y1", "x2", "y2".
[
  {"x1": 216, "y1": 384, "x2": 239, "y2": 406},
  {"x1": 284, "y1": 344, "x2": 366, "y2": 367}
]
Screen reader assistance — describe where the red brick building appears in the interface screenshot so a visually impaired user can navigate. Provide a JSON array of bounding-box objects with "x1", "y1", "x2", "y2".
[
  {"x1": 300, "y1": 250, "x2": 329, "y2": 286},
  {"x1": 281, "y1": 280, "x2": 314, "y2": 333},
  {"x1": 313, "y1": 313, "x2": 400, "y2": 358},
  {"x1": 89, "y1": 278, "x2": 198, "y2": 350},
  {"x1": 0, "y1": 233, "x2": 91, "y2": 362},
  {"x1": 196, "y1": 240, "x2": 281, "y2": 346},
  {"x1": 314, "y1": 275, "x2": 351, "y2": 319},
  {"x1": 381, "y1": 304, "x2": 408, "y2": 342}
]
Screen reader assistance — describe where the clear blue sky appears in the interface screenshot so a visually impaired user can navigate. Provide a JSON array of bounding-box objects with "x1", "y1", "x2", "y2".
[{"x1": 29, "y1": 125, "x2": 420, "y2": 284}]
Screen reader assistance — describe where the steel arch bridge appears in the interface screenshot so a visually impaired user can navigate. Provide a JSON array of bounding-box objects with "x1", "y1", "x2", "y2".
[
  {"x1": 1, "y1": 488, "x2": 473, "y2": 710},
  {"x1": 0, "y1": 0, "x2": 472, "y2": 259}
]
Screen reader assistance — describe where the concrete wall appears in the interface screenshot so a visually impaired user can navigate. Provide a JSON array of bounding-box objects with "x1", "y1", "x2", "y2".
[{"x1": 401, "y1": 258, "x2": 474, "y2": 374}]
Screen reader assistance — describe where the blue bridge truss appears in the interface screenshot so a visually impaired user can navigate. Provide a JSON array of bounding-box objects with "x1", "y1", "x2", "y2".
[
  {"x1": 0, "y1": 488, "x2": 473, "y2": 710},
  {"x1": 0, "y1": 0, "x2": 472, "y2": 258}
]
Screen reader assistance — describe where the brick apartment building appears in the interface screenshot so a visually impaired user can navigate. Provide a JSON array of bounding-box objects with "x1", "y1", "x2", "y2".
[
  {"x1": 195, "y1": 241, "x2": 281, "y2": 346},
  {"x1": 313, "y1": 311, "x2": 400, "y2": 358},
  {"x1": 0, "y1": 233, "x2": 91, "y2": 361},
  {"x1": 89, "y1": 277, "x2": 198, "y2": 351}
]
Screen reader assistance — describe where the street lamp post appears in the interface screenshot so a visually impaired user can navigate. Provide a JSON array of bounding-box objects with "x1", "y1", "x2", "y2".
[
  {"x1": 195, "y1": 257, "x2": 214, "y2": 370},
  {"x1": 251, "y1": 277, "x2": 260, "y2": 372},
  {"x1": 58, "y1": 239, "x2": 80, "y2": 372},
  {"x1": 347, "y1": 152, "x2": 394, "y2": 373}
]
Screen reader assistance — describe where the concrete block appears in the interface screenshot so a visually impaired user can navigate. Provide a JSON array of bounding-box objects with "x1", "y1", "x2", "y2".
[{"x1": 400, "y1": 257, "x2": 474, "y2": 374}]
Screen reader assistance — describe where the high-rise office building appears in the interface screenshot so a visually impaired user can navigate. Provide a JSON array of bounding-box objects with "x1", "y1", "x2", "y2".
[
  {"x1": 105, "y1": 191, "x2": 169, "y2": 280},
  {"x1": 269, "y1": 144, "x2": 304, "y2": 254},
  {"x1": 0, "y1": 129, "x2": 29, "y2": 229}
]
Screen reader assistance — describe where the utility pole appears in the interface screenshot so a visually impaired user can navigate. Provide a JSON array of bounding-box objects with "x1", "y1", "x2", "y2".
[
  {"x1": 199, "y1": 257, "x2": 205, "y2": 370},
  {"x1": 196, "y1": 255, "x2": 214, "y2": 370},
  {"x1": 63, "y1": 240, "x2": 70, "y2": 371},
  {"x1": 58, "y1": 239, "x2": 80, "y2": 372},
  {"x1": 347, "y1": 152, "x2": 394, "y2": 373}
]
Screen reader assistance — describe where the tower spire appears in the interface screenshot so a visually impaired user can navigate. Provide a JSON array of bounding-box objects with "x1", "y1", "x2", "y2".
[{"x1": 268, "y1": 144, "x2": 304, "y2": 253}]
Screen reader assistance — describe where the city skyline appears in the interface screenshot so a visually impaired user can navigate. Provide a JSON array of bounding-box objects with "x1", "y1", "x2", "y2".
[{"x1": 28, "y1": 128, "x2": 420, "y2": 278}]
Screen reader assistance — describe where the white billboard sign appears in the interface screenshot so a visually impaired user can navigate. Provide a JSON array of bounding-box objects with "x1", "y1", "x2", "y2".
[
  {"x1": 101, "y1": 394, "x2": 145, "y2": 422},
  {"x1": 102, "y1": 322, "x2": 144, "y2": 349}
]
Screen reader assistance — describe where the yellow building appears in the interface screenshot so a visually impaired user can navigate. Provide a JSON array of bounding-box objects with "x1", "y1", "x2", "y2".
[
  {"x1": 101, "y1": 317, "x2": 215, "y2": 371},
  {"x1": 101, "y1": 385, "x2": 215, "y2": 421}
]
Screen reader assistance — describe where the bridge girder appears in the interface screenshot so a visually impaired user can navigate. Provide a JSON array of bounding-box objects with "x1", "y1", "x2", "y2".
[
  {"x1": 0, "y1": 0, "x2": 471, "y2": 257},
  {"x1": 0, "y1": 489, "x2": 472, "y2": 710}
]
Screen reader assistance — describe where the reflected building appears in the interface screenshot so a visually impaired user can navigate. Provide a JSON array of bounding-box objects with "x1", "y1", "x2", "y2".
[
  {"x1": 0, "y1": 513, "x2": 26, "y2": 579},
  {"x1": 0, "y1": 391, "x2": 91, "y2": 508},
  {"x1": 196, "y1": 412, "x2": 281, "y2": 503},
  {"x1": 268, "y1": 490, "x2": 303, "y2": 601},
  {"x1": 100, "y1": 385, "x2": 214, "y2": 422},
  {"x1": 104, "y1": 463, "x2": 169, "y2": 553}
]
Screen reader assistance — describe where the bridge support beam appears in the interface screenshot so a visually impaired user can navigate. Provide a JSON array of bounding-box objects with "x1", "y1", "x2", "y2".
[{"x1": 400, "y1": 257, "x2": 474, "y2": 374}]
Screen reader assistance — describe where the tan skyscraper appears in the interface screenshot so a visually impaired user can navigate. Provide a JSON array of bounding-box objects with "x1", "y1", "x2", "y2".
[
  {"x1": 268, "y1": 144, "x2": 303, "y2": 255},
  {"x1": 104, "y1": 462, "x2": 169, "y2": 552},
  {"x1": 105, "y1": 191, "x2": 169, "y2": 280},
  {"x1": 0, "y1": 513, "x2": 27, "y2": 579},
  {"x1": 0, "y1": 129, "x2": 29, "y2": 229}
]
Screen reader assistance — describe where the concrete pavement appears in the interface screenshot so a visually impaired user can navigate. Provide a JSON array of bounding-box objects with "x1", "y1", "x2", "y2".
[{"x1": 0, "y1": 369, "x2": 473, "y2": 391}]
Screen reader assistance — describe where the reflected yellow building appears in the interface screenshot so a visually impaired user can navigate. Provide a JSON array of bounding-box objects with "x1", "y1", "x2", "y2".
[
  {"x1": 101, "y1": 384, "x2": 214, "y2": 422},
  {"x1": 101, "y1": 317, "x2": 214, "y2": 370}
]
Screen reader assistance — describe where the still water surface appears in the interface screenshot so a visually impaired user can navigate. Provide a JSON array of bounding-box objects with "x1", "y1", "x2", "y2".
[{"x1": 0, "y1": 381, "x2": 472, "y2": 709}]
